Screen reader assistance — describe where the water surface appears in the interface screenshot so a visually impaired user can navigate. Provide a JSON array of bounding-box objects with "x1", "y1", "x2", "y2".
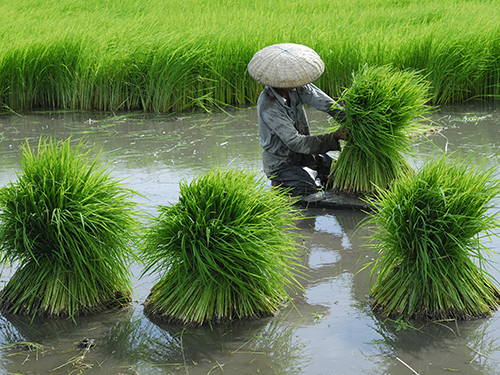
[{"x1": 0, "y1": 102, "x2": 500, "y2": 375}]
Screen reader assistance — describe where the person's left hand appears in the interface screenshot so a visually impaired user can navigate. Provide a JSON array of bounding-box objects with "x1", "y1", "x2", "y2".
[{"x1": 329, "y1": 108, "x2": 347, "y2": 124}]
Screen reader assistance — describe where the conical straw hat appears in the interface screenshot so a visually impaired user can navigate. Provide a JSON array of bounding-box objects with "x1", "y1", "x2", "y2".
[{"x1": 247, "y1": 43, "x2": 325, "y2": 88}]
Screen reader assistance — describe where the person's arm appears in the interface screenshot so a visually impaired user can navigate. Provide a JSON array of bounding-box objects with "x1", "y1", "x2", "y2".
[
  {"x1": 261, "y1": 105, "x2": 341, "y2": 154},
  {"x1": 328, "y1": 107, "x2": 347, "y2": 124},
  {"x1": 298, "y1": 84, "x2": 347, "y2": 124}
]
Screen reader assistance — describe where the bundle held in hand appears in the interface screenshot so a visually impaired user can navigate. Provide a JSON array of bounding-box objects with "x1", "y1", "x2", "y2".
[{"x1": 329, "y1": 65, "x2": 432, "y2": 194}]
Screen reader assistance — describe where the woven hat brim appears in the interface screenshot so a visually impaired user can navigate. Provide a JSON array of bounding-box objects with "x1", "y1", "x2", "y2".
[{"x1": 248, "y1": 43, "x2": 324, "y2": 88}]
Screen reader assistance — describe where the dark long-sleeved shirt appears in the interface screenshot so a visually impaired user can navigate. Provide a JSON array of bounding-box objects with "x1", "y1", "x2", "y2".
[{"x1": 257, "y1": 83, "x2": 343, "y2": 177}]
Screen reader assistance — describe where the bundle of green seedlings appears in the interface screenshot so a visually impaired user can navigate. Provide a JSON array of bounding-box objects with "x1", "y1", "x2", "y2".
[
  {"x1": 329, "y1": 65, "x2": 433, "y2": 195},
  {"x1": 141, "y1": 168, "x2": 304, "y2": 326},
  {"x1": 0, "y1": 138, "x2": 140, "y2": 317},
  {"x1": 363, "y1": 153, "x2": 500, "y2": 320}
]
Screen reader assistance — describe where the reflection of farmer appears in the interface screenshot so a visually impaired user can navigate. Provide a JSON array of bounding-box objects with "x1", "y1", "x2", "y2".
[{"x1": 248, "y1": 43, "x2": 348, "y2": 196}]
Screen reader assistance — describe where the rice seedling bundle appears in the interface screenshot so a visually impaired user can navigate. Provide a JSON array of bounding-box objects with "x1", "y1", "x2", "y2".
[
  {"x1": 364, "y1": 153, "x2": 500, "y2": 320},
  {"x1": 141, "y1": 168, "x2": 303, "y2": 326},
  {"x1": 329, "y1": 65, "x2": 433, "y2": 195},
  {"x1": 0, "y1": 138, "x2": 139, "y2": 317}
]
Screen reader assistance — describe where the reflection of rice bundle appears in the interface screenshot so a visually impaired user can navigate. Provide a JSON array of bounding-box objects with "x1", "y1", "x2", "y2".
[
  {"x1": 364, "y1": 153, "x2": 500, "y2": 320},
  {"x1": 141, "y1": 168, "x2": 303, "y2": 326},
  {"x1": 329, "y1": 65, "x2": 432, "y2": 194}
]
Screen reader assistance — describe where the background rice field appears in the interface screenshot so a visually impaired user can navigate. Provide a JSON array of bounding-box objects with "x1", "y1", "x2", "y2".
[{"x1": 1, "y1": 0, "x2": 500, "y2": 112}]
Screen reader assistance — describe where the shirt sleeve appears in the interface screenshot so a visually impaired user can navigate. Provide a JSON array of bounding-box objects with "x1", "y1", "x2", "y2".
[
  {"x1": 297, "y1": 84, "x2": 343, "y2": 111},
  {"x1": 260, "y1": 104, "x2": 340, "y2": 154}
]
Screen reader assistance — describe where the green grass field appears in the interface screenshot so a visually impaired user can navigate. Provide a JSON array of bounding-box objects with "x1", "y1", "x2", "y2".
[{"x1": 1, "y1": 0, "x2": 499, "y2": 112}]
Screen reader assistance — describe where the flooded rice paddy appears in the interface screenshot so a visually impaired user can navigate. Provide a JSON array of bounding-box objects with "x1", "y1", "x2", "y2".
[{"x1": 0, "y1": 102, "x2": 500, "y2": 374}]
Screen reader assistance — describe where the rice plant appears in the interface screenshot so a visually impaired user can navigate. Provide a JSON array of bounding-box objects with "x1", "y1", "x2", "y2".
[
  {"x1": 1, "y1": 0, "x2": 500, "y2": 112},
  {"x1": 141, "y1": 168, "x2": 304, "y2": 326},
  {"x1": 363, "y1": 153, "x2": 500, "y2": 320},
  {"x1": 0, "y1": 137, "x2": 140, "y2": 317},
  {"x1": 329, "y1": 65, "x2": 433, "y2": 195}
]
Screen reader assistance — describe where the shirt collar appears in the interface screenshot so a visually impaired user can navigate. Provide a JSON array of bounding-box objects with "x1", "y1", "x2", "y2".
[{"x1": 268, "y1": 86, "x2": 297, "y2": 106}]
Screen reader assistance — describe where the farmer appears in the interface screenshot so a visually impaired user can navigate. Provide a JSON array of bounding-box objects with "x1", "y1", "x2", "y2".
[{"x1": 247, "y1": 43, "x2": 348, "y2": 196}]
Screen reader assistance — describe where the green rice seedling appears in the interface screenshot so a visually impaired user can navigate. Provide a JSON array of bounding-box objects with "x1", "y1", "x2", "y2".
[
  {"x1": 329, "y1": 65, "x2": 433, "y2": 195},
  {"x1": 141, "y1": 168, "x2": 304, "y2": 326},
  {"x1": 363, "y1": 153, "x2": 500, "y2": 320},
  {"x1": 0, "y1": 137, "x2": 140, "y2": 317},
  {"x1": 2, "y1": 0, "x2": 500, "y2": 112}
]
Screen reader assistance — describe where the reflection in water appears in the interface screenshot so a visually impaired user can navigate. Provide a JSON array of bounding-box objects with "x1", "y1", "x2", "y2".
[
  {"x1": 0, "y1": 309, "x2": 133, "y2": 374},
  {"x1": 0, "y1": 104, "x2": 499, "y2": 374},
  {"x1": 360, "y1": 308, "x2": 500, "y2": 375},
  {"x1": 97, "y1": 308, "x2": 310, "y2": 375},
  {"x1": 2, "y1": 313, "x2": 95, "y2": 342}
]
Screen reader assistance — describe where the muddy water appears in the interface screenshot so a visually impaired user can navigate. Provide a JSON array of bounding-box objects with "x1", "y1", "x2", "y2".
[{"x1": 0, "y1": 102, "x2": 499, "y2": 375}]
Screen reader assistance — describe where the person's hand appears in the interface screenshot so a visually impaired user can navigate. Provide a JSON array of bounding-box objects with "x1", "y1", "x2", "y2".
[
  {"x1": 333, "y1": 127, "x2": 350, "y2": 141},
  {"x1": 328, "y1": 108, "x2": 347, "y2": 124}
]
